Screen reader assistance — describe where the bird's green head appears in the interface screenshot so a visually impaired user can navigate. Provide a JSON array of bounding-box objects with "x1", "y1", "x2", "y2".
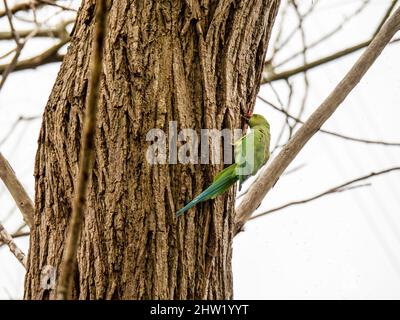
[{"x1": 247, "y1": 113, "x2": 270, "y2": 128}]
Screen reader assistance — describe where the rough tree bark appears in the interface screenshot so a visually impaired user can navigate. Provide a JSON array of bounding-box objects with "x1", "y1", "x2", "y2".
[{"x1": 24, "y1": 0, "x2": 280, "y2": 299}]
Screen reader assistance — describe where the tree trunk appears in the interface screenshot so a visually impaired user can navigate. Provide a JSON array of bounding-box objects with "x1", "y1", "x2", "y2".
[{"x1": 24, "y1": 0, "x2": 280, "y2": 299}]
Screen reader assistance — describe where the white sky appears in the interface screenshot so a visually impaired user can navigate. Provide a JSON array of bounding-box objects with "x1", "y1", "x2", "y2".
[{"x1": 1, "y1": 0, "x2": 400, "y2": 299}]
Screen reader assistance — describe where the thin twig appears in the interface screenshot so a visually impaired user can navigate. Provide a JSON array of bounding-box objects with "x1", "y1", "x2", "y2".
[
  {"x1": 273, "y1": 0, "x2": 318, "y2": 55},
  {"x1": 251, "y1": 167, "x2": 400, "y2": 220},
  {"x1": 0, "y1": 0, "x2": 75, "y2": 17},
  {"x1": 290, "y1": 0, "x2": 309, "y2": 130},
  {"x1": 0, "y1": 39, "x2": 68, "y2": 74},
  {"x1": 276, "y1": 0, "x2": 370, "y2": 69},
  {"x1": 0, "y1": 0, "x2": 24, "y2": 91},
  {"x1": 0, "y1": 9, "x2": 73, "y2": 80},
  {"x1": 263, "y1": 37, "x2": 400, "y2": 83},
  {"x1": 2, "y1": 0, "x2": 21, "y2": 44},
  {"x1": 57, "y1": 0, "x2": 107, "y2": 300},
  {"x1": 0, "y1": 19, "x2": 75, "y2": 40},
  {"x1": 0, "y1": 5, "x2": 71, "y2": 91},
  {"x1": 0, "y1": 153, "x2": 34, "y2": 228},
  {"x1": 269, "y1": 81, "x2": 294, "y2": 152},
  {"x1": 0, "y1": 115, "x2": 41, "y2": 146},
  {"x1": 258, "y1": 96, "x2": 400, "y2": 147},
  {"x1": 235, "y1": 7, "x2": 400, "y2": 234},
  {"x1": 0, "y1": 47, "x2": 17, "y2": 60}
]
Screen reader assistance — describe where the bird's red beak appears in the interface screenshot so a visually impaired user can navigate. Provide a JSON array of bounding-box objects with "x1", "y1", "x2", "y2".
[
  {"x1": 243, "y1": 111, "x2": 252, "y2": 123},
  {"x1": 240, "y1": 114, "x2": 250, "y2": 123}
]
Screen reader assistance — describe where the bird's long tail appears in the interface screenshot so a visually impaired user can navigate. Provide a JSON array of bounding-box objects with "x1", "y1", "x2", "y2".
[{"x1": 176, "y1": 165, "x2": 238, "y2": 217}]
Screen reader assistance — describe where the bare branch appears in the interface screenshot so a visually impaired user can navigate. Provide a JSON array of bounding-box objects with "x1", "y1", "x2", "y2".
[
  {"x1": 0, "y1": 19, "x2": 74, "y2": 40},
  {"x1": 0, "y1": 153, "x2": 34, "y2": 229},
  {"x1": 251, "y1": 167, "x2": 400, "y2": 221},
  {"x1": 263, "y1": 37, "x2": 400, "y2": 83},
  {"x1": 0, "y1": 1, "x2": 37, "y2": 18},
  {"x1": 0, "y1": 43, "x2": 24, "y2": 91},
  {"x1": 268, "y1": 0, "x2": 289, "y2": 59},
  {"x1": 0, "y1": 222, "x2": 27, "y2": 268},
  {"x1": 0, "y1": 4, "x2": 73, "y2": 90},
  {"x1": 235, "y1": 6, "x2": 400, "y2": 234},
  {"x1": 0, "y1": 39, "x2": 68, "y2": 74},
  {"x1": 57, "y1": 0, "x2": 107, "y2": 300},
  {"x1": 0, "y1": 0, "x2": 75, "y2": 18},
  {"x1": 289, "y1": 0, "x2": 309, "y2": 126},
  {"x1": 2, "y1": 0, "x2": 21, "y2": 44}
]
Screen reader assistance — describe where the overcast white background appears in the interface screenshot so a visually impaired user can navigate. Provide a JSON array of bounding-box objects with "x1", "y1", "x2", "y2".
[{"x1": 1, "y1": 0, "x2": 399, "y2": 299}]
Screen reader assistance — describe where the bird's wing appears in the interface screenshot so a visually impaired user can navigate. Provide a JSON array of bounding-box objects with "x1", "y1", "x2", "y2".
[
  {"x1": 234, "y1": 131, "x2": 254, "y2": 190},
  {"x1": 234, "y1": 127, "x2": 270, "y2": 190},
  {"x1": 254, "y1": 126, "x2": 270, "y2": 169},
  {"x1": 234, "y1": 130, "x2": 253, "y2": 168}
]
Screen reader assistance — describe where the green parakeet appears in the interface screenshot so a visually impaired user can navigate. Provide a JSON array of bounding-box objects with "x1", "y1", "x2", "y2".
[{"x1": 176, "y1": 113, "x2": 270, "y2": 216}]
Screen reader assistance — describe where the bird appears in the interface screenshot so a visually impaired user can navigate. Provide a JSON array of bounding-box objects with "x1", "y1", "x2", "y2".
[{"x1": 176, "y1": 113, "x2": 270, "y2": 216}]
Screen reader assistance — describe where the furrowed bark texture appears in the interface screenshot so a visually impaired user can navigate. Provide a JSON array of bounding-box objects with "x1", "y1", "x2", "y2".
[{"x1": 25, "y1": 0, "x2": 280, "y2": 299}]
